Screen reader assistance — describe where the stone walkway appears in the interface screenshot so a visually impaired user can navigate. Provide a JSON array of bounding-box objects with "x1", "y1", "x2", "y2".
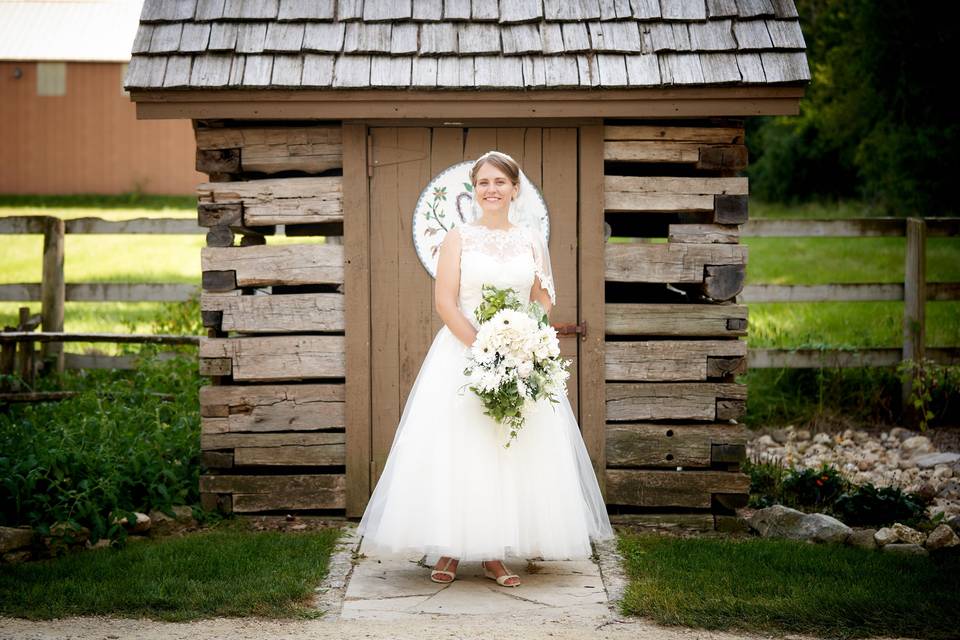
[{"x1": 335, "y1": 528, "x2": 613, "y2": 622}]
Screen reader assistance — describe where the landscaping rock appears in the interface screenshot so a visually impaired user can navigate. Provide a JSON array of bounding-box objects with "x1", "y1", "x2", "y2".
[
  {"x1": 874, "y1": 527, "x2": 897, "y2": 546},
  {"x1": 947, "y1": 515, "x2": 960, "y2": 535},
  {"x1": 0, "y1": 526, "x2": 34, "y2": 554},
  {"x1": 914, "y1": 452, "x2": 960, "y2": 468},
  {"x1": 891, "y1": 523, "x2": 926, "y2": 545},
  {"x1": 747, "y1": 505, "x2": 852, "y2": 544},
  {"x1": 882, "y1": 543, "x2": 928, "y2": 556},
  {"x1": 111, "y1": 511, "x2": 151, "y2": 533},
  {"x1": 2, "y1": 550, "x2": 32, "y2": 564},
  {"x1": 924, "y1": 524, "x2": 959, "y2": 550},
  {"x1": 847, "y1": 528, "x2": 878, "y2": 550}
]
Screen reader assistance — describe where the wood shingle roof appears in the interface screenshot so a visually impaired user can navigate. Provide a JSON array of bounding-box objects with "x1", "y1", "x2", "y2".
[{"x1": 124, "y1": 0, "x2": 809, "y2": 90}]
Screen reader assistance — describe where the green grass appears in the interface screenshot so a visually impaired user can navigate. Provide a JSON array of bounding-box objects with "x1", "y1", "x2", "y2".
[
  {"x1": 0, "y1": 520, "x2": 344, "y2": 621},
  {"x1": 618, "y1": 531, "x2": 960, "y2": 639}
]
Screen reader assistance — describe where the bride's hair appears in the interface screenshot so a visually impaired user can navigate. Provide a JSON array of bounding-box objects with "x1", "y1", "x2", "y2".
[{"x1": 470, "y1": 151, "x2": 520, "y2": 190}]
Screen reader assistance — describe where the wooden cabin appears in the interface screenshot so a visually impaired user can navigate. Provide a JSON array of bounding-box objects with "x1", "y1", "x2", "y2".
[{"x1": 124, "y1": 0, "x2": 810, "y2": 530}]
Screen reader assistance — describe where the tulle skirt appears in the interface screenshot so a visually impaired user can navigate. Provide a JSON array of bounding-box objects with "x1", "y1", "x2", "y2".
[{"x1": 356, "y1": 324, "x2": 615, "y2": 561}]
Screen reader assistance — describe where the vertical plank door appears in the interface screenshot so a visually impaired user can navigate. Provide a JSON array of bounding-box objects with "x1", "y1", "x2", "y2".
[{"x1": 365, "y1": 126, "x2": 585, "y2": 498}]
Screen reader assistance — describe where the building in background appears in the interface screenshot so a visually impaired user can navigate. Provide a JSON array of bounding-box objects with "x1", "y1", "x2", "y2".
[{"x1": 0, "y1": 0, "x2": 204, "y2": 196}]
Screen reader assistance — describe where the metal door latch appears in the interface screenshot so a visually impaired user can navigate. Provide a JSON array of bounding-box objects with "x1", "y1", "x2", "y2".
[{"x1": 552, "y1": 321, "x2": 588, "y2": 340}]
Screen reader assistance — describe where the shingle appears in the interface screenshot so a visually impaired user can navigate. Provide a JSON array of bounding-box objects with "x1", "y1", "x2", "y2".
[
  {"x1": 700, "y1": 52, "x2": 741, "y2": 82},
  {"x1": 242, "y1": 54, "x2": 274, "y2": 84},
  {"x1": 659, "y1": 51, "x2": 705, "y2": 83},
  {"x1": 190, "y1": 53, "x2": 232, "y2": 86},
  {"x1": 475, "y1": 56, "x2": 523, "y2": 87},
  {"x1": 332, "y1": 55, "x2": 371, "y2": 86},
  {"x1": 688, "y1": 18, "x2": 736, "y2": 50},
  {"x1": 363, "y1": 0, "x2": 413, "y2": 21},
  {"x1": 443, "y1": 0, "x2": 472, "y2": 21},
  {"x1": 236, "y1": 23, "x2": 268, "y2": 53},
  {"x1": 706, "y1": 0, "x2": 738, "y2": 18},
  {"x1": 142, "y1": 0, "x2": 197, "y2": 22},
  {"x1": 501, "y1": 24, "x2": 542, "y2": 55},
  {"x1": 302, "y1": 53, "x2": 335, "y2": 85},
  {"x1": 600, "y1": 0, "x2": 634, "y2": 20},
  {"x1": 648, "y1": 22, "x2": 690, "y2": 51},
  {"x1": 421, "y1": 23, "x2": 458, "y2": 54},
  {"x1": 735, "y1": 0, "x2": 776, "y2": 18},
  {"x1": 343, "y1": 22, "x2": 392, "y2": 53},
  {"x1": 180, "y1": 23, "x2": 211, "y2": 52},
  {"x1": 265, "y1": 22, "x2": 305, "y2": 51},
  {"x1": 759, "y1": 50, "x2": 810, "y2": 81},
  {"x1": 545, "y1": 0, "x2": 602, "y2": 21},
  {"x1": 271, "y1": 54, "x2": 304, "y2": 85},
  {"x1": 390, "y1": 23, "x2": 418, "y2": 54},
  {"x1": 587, "y1": 20, "x2": 642, "y2": 52},
  {"x1": 370, "y1": 56, "x2": 412, "y2": 86},
  {"x1": 661, "y1": 0, "x2": 707, "y2": 20},
  {"x1": 209, "y1": 23, "x2": 239, "y2": 50},
  {"x1": 162, "y1": 55, "x2": 192, "y2": 87},
  {"x1": 596, "y1": 53, "x2": 628, "y2": 86},
  {"x1": 624, "y1": 53, "x2": 661, "y2": 84},
  {"x1": 735, "y1": 52, "x2": 764, "y2": 81},
  {"x1": 278, "y1": 0, "x2": 335, "y2": 20},
  {"x1": 413, "y1": 0, "x2": 444, "y2": 21},
  {"x1": 766, "y1": 19, "x2": 804, "y2": 48},
  {"x1": 733, "y1": 19, "x2": 772, "y2": 49},
  {"x1": 195, "y1": 0, "x2": 226, "y2": 20},
  {"x1": 577, "y1": 54, "x2": 599, "y2": 86},
  {"x1": 543, "y1": 55, "x2": 580, "y2": 86},
  {"x1": 412, "y1": 57, "x2": 439, "y2": 86},
  {"x1": 769, "y1": 0, "x2": 798, "y2": 18},
  {"x1": 226, "y1": 0, "x2": 279, "y2": 20},
  {"x1": 338, "y1": 0, "x2": 364, "y2": 20},
  {"x1": 521, "y1": 55, "x2": 546, "y2": 87},
  {"x1": 131, "y1": 25, "x2": 154, "y2": 54},
  {"x1": 540, "y1": 23, "x2": 564, "y2": 53},
  {"x1": 150, "y1": 23, "x2": 183, "y2": 53},
  {"x1": 471, "y1": 0, "x2": 500, "y2": 21},
  {"x1": 500, "y1": 0, "x2": 543, "y2": 23},
  {"x1": 458, "y1": 23, "x2": 500, "y2": 54},
  {"x1": 561, "y1": 22, "x2": 591, "y2": 52},
  {"x1": 630, "y1": 0, "x2": 661, "y2": 20},
  {"x1": 303, "y1": 23, "x2": 345, "y2": 52},
  {"x1": 124, "y1": 56, "x2": 166, "y2": 88}
]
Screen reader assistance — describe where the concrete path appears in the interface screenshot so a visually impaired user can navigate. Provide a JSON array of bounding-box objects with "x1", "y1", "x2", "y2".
[{"x1": 338, "y1": 535, "x2": 611, "y2": 622}]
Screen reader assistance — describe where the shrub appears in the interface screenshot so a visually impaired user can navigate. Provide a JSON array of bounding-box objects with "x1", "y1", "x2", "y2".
[{"x1": 832, "y1": 483, "x2": 928, "y2": 528}]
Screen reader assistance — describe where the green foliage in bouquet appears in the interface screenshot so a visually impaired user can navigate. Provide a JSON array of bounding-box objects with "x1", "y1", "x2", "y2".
[{"x1": 464, "y1": 284, "x2": 561, "y2": 448}]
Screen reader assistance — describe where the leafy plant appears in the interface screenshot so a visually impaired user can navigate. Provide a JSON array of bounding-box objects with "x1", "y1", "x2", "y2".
[
  {"x1": 0, "y1": 345, "x2": 202, "y2": 549},
  {"x1": 896, "y1": 357, "x2": 960, "y2": 431},
  {"x1": 832, "y1": 482, "x2": 928, "y2": 528},
  {"x1": 779, "y1": 463, "x2": 849, "y2": 509}
]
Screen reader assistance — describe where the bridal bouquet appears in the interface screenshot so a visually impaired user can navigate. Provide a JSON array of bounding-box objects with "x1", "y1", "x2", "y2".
[{"x1": 462, "y1": 284, "x2": 570, "y2": 448}]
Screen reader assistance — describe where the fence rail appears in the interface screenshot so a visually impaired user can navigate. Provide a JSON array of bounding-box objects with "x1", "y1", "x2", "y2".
[{"x1": 1, "y1": 214, "x2": 958, "y2": 377}]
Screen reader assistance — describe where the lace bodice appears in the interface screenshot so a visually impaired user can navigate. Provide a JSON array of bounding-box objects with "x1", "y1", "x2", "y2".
[{"x1": 456, "y1": 222, "x2": 555, "y2": 329}]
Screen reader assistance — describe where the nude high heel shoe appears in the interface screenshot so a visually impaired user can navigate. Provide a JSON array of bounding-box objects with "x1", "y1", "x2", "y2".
[{"x1": 481, "y1": 560, "x2": 521, "y2": 587}]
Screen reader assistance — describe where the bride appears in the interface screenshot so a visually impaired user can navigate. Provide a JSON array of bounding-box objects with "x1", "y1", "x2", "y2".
[{"x1": 356, "y1": 150, "x2": 614, "y2": 587}]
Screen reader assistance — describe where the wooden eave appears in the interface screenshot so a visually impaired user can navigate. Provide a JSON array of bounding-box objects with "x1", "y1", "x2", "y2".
[{"x1": 130, "y1": 85, "x2": 806, "y2": 120}]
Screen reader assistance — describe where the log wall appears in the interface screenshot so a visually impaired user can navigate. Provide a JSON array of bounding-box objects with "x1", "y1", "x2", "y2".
[
  {"x1": 196, "y1": 121, "x2": 348, "y2": 514},
  {"x1": 602, "y1": 121, "x2": 751, "y2": 530}
]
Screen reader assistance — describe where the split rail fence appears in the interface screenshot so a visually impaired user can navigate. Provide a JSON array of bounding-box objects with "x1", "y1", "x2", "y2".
[{"x1": 0, "y1": 214, "x2": 957, "y2": 380}]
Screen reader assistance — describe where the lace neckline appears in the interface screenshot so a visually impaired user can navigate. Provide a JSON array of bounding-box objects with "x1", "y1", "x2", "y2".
[{"x1": 464, "y1": 222, "x2": 522, "y2": 235}]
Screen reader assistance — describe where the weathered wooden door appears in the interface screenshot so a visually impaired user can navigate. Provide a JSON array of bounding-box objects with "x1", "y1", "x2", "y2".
[{"x1": 366, "y1": 126, "x2": 583, "y2": 491}]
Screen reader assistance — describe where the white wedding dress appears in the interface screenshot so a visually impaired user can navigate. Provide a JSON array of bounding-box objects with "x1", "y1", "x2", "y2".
[{"x1": 356, "y1": 221, "x2": 615, "y2": 561}]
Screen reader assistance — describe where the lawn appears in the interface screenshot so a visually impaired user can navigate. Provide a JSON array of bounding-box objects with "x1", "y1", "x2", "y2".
[{"x1": 618, "y1": 531, "x2": 960, "y2": 639}]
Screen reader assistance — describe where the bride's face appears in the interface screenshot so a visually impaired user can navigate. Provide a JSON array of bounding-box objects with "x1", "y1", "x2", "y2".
[{"x1": 474, "y1": 163, "x2": 519, "y2": 215}]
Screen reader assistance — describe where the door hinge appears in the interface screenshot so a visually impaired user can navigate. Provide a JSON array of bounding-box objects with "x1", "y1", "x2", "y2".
[{"x1": 553, "y1": 320, "x2": 588, "y2": 341}]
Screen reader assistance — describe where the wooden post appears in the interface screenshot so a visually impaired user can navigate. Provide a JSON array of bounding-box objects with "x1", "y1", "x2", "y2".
[
  {"x1": 902, "y1": 217, "x2": 926, "y2": 426},
  {"x1": 16, "y1": 307, "x2": 33, "y2": 388},
  {"x1": 41, "y1": 216, "x2": 65, "y2": 374}
]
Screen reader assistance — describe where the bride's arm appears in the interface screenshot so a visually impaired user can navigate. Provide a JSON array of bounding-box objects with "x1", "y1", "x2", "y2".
[
  {"x1": 530, "y1": 281, "x2": 553, "y2": 319},
  {"x1": 435, "y1": 227, "x2": 478, "y2": 348}
]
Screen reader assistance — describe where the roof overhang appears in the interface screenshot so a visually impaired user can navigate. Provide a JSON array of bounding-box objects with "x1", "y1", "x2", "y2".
[{"x1": 130, "y1": 85, "x2": 806, "y2": 120}]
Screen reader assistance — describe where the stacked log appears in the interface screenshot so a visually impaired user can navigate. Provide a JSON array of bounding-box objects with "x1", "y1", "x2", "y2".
[
  {"x1": 196, "y1": 122, "x2": 347, "y2": 514},
  {"x1": 602, "y1": 122, "x2": 751, "y2": 530}
]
